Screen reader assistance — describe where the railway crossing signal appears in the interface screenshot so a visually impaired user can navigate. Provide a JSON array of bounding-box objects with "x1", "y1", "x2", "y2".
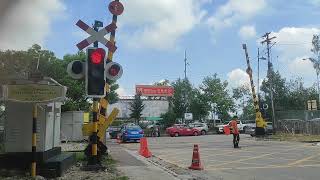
[
  {"x1": 86, "y1": 47, "x2": 106, "y2": 97},
  {"x1": 105, "y1": 61, "x2": 123, "y2": 81},
  {"x1": 67, "y1": 60, "x2": 84, "y2": 79},
  {"x1": 69, "y1": 0, "x2": 124, "y2": 170}
]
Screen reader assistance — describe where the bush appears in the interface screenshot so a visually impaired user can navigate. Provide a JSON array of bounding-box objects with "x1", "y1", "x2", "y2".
[{"x1": 160, "y1": 110, "x2": 177, "y2": 128}]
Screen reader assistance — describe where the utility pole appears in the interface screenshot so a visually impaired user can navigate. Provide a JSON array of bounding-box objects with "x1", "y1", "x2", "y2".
[
  {"x1": 261, "y1": 32, "x2": 276, "y2": 132},
  {"x1": 184, "y1": 50, "x2": 188, "y2": 80},
  {"x1": 257, "y1": 48, "x2": 260, "y2": 96},
  {"x1": 257, "y1": 48, "x2": 266, "y2": 96},
  {"x1": 183, "y1": 50, "x2": 189, "y2": 123}
]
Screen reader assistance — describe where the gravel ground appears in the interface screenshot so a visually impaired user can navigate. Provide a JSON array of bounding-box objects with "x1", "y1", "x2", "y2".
[
  {"x1": 57, "y1": 162, "x2": 125, "y2": 180},
  {"x1": 0, "y1": 158, "x2": 127, "y2": 180},
  {"x1": 60, "y1": 142, "x2": 87, "y2": 152}
]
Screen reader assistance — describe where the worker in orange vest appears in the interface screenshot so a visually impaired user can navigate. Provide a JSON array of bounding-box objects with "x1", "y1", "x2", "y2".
[{"x1": 229, "y1": 116, "x2": 240, "y2": 148}]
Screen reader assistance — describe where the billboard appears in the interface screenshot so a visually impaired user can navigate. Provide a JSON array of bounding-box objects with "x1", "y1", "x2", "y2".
[{"x1": 136, "y1": 85, "x2": 174, "y2": 97}]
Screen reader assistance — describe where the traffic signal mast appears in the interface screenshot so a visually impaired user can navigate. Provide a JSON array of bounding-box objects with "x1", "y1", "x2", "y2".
[{"x1": 242, "y1": 44, "x2": 267, "y2": 136}]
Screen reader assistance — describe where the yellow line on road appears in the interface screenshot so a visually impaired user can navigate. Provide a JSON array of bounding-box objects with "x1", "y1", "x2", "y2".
[
  {"x1": 288, "y1": 152, "x2": 320, "y2": 166},
  {"x1": 212, "y1": 144, "x2": 309, "y2": 168},
  {"x1": 206, "y1": 163, "x2": 320, "y2": 171}
]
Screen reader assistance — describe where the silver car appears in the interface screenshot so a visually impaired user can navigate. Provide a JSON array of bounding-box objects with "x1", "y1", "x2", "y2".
[
  {"x1": 245, "y1": 122, "x2": 273, "y2": 136},
  {"x1": 189, "y1": 123, "x2": 209, "y2": 135}
]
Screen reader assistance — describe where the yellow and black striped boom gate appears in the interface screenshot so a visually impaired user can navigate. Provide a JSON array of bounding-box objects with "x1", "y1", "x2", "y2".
[{"x1": 242, "y1": 44, "x2": 267, "y2": 136}]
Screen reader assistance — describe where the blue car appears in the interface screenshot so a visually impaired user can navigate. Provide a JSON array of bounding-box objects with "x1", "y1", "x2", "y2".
[{"x1": 119, "y1": 124, "x2": 144, "y2": 142}]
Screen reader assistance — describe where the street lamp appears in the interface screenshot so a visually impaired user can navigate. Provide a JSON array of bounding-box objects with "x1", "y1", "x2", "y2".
[{"x1": 303, "y1": 58, "x2": 320, "y2": 107}]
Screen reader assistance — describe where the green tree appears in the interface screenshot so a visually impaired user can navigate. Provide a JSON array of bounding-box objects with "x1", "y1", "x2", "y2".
[
  {"x1": 232, "y1": 85, "x2": 255, "y2": 120},
  {"x1": 129, "y1": 93, "x2": 145, "y2": 124},
  {"x1": 261, "y1": 71, "x2": 288, "y2": 116},
  {"x1": 286, "y1": 77, "x2": 319, "y2": 110},
  {"x1": 170, "y1": 78, "x2": 194, "y2": 120},
  {"x1": 189, "y1": 89, "x2": 210, "y2": 120},
  {"x1": 0, "y1": 44, "x2": 119, "y2": 112},
  {"x1": 200, "y1": 74, "x2": 235, "y2": 121},
  {"x1": 153, "y1": 79, "x2": 170, "y2": 86},
  {"x1": 160, "y1": 109, "x2": 177, "y2": 128}
]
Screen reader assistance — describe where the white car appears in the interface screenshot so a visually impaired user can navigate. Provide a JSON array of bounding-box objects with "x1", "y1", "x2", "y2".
[
  {"x1": 189, "y1": 123, "x2": 209, "y2": 135},
  {"x1": 242, "y1": 120, "x2": 256, "y2": 132},
  {"x1": 216, "y1": 120, "x2": 246, "y2": 134}
]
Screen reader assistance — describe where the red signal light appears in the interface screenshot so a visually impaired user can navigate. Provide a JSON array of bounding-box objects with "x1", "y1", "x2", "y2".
[{"x1": 90, "y1": 48, "x2": 105, "y2": 64}]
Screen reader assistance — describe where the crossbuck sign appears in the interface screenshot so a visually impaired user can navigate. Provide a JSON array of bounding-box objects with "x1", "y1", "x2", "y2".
[{"x1": 76, "y1": 20, "x2": 117, "y2": 52}]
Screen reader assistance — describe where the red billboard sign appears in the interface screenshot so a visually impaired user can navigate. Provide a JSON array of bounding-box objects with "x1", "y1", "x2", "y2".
[{"x1": 136, "y1": 85, "x2": 174, "y2": 97}]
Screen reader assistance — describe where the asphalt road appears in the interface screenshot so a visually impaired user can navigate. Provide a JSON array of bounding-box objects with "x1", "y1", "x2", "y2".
[{"x1": 119, "y1": 134, "x2": 320, "y2": 180}]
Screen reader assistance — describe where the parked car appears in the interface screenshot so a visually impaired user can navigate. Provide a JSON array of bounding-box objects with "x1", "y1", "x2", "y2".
[
  {"x1": 217, "y1": 120, "x2": 246, "y2": 134},
  {"x1": 166, "y1": 124, "x2": 201, "y2": 137},
  {"x1": 266, "y1": 122, "x2": 273, "y2": 134},
  {"x1": 189, "y1": 123, "x2": 209, "y2": 135},
  {"x1": 118, "y1": 123, "x2": 144, "y2": 142},
  {"x1": 245, "y1": 126, "x2": 256, "y2": 137},
  {"x1": 245, "y1": 122, "x2": 273, "y2": 136},
  {"x1": 216, "y1": 121, "x2": 230, "y2": 134},
  {"x1": 108, "y1": 126, "x2": 121, "y2": 139},
  {"x1": 242, "y1": 120, "x2": 256, "y2": 132}
]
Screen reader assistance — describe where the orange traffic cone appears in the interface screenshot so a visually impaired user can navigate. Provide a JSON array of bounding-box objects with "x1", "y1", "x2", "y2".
[
  {"x1": 139, "y1": 137, "x2": 152, "y2": 158},
  {"x1": 189, "y1": 144, "x2": 203, "y2": 170}
]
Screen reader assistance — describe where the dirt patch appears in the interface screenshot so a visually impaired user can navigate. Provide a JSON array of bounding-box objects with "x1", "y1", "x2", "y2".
[{"x1": 271, "y1": 133, "x2": 320, "y2": 142}]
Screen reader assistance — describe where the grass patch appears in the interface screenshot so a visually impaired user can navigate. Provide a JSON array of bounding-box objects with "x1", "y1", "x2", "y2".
[
  {"x1": 75, "y1": 152, "x2": 86, "y2": 162},
  {"x1": 272, "y1": 133, "x2": 320, "y2": 142},
  {"x1": 102, "y1": 155, "x2": 118, "y2": 173}
]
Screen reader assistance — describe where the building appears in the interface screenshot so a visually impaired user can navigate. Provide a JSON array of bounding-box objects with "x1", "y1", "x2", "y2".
[{"x1": 107, "y1": 96, "x2": 169, "y2": 120}]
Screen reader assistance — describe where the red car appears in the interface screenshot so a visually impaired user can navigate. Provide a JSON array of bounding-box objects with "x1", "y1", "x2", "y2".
[{"x1": 166, "y1": 124, "x2": 201, "y2": 137}]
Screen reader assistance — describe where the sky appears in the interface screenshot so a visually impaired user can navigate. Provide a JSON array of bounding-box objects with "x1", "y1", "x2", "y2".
[{"x1": 1, "y1": 0, "x2": 320, "y2": 96}]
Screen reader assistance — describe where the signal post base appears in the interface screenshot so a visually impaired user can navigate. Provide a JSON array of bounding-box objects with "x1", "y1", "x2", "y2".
[{"x1": 255, "y1": 127, "x2": 266, "y2": 137}]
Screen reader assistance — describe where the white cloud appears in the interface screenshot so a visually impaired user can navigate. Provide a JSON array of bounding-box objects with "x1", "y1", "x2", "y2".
[
  {"x1": 227, "y1": 68, "x2": 250, "y2": 88},
  {"x1": 288, "y1": 57, "x2": 315, "y2": 77},
  {"x1": 116, "y1": 87, "x2": 127, "y2": 96},
  {"x1": 120, "y1": 0, "x2": 209, "y2": 50},
  {"x1": 271, "y1": 27, "x2": 320, "y2": 61},
  {"x1": 261, "y1": 27, "x2": 320, "y2": 87},
  {"x1": 239, "y1": 25, "x2": 257, "y2": 40},
  {"x1": 206, "y1": 0, "x2": 266, "y2": 32},
  {"x1": 310, "y1": 0, "x2": 320, "y2": 6},
  {"x1": 0, "y1": 0, "x2": 65, "y2": 50}
]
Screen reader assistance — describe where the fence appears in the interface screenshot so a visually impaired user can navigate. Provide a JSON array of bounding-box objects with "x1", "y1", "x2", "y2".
[
  {"x1": 0, "y1": 103, "x2": 5, "y2": 153},
  {"x1": 276, "y1": 110, "x2": 320, "y2": 135}
]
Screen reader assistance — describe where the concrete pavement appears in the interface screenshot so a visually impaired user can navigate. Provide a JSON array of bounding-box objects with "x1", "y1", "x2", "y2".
[
  {"x1": 107, "y1": 140, "x2": 178, "y2": 180},
  {"x1": 119, "y1": 134, "x2": 320, "y2": 180}
]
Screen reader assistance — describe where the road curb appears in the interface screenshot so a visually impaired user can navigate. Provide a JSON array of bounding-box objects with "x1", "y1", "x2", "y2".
[{"x1": 124, "y1": 149, "x2": 182, "y2": 180}]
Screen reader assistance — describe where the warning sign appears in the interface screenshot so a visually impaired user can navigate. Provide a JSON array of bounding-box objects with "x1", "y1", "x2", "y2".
[{"x1": 3, "y1": 84, "x2": 66, "y2": 103}]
